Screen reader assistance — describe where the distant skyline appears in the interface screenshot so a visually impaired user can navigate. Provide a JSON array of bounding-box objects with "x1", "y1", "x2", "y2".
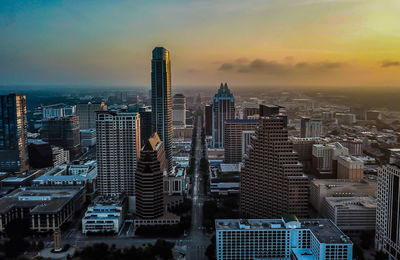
[{"x1": 1, "y1": 0, "x2": 400, "y2": 88}]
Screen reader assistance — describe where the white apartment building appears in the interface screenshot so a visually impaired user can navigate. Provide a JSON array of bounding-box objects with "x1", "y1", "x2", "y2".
[{"x1": 96, "y1": 111, "x2": 140, "y2": 202}]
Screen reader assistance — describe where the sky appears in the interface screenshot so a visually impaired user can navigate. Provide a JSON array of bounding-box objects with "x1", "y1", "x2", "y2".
[{"x1": 1, "y1": 0, "x2": 400, "y2": 89}]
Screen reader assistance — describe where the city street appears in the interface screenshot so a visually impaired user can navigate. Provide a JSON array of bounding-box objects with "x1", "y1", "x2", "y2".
[{"x1": 186, "y1": 115, "x2": 210, "y2": 260}]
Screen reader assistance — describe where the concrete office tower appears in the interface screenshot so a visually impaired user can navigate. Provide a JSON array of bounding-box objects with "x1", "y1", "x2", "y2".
[
  {"x1": 242, "y1": 101, "x2": 259, "y2": 119},
  {"x1": 312, "y1": 142, "x2": 349, "y2": 179},
  {"x1": 151, "y1": 47, "x2": 172, "y2": 173},
  {"x1": 300, "y1": 117, "x2": 322, "y2": 138},
  {"x1": 224, "y1": 119, "x2": 258, "y2": 163},
  {"x1": 96, "y1": 111, "x2": 141, "y2": 199},
  {"x1": 212, "y1": 83, "x2": 235, "y2": 148},
  {"x1": 291, "y1": 137, "x2": 323, "y2": 174},
  {"x1": 135, "y1": 133, "x2": 166, "y2": 219},
  {"x1": 204, "y1": 104, "x2": 213, "y2": 136},
  {"x1": 376, "y1": 164, "x2": 400, "y2": 259},
  {"x1": 172, "y1": 94, "x2": 186, "y2": 127},
  {"x1": 337, "y1": 155, "x2": 364, "y2": 179},
  {"x1": 341, "y1": 138, "x2": 363, "y2": 156},
  {"x1": 40, "y1": 115, "x2": 82, "y2": 159},
  {"x1": 240, "y1": 115, "x2": 309, "y2": 219},
  {"x1": 76, "y1": 102, "x2": 107, "y2": 130},
  {"x1": 138, "y1": 106, "x2": 152, "y2": 146},
  {"x1": 0, "y1": 94, "x2": 29, "y2": 173}
]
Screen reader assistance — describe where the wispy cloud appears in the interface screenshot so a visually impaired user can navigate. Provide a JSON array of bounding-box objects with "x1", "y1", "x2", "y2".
[
  {"x1": 381, "y1": 60, "x2": 400, "y2": 68},
  {"x1": 219, "y1": 58, "x2": 345, "y2": 75}
]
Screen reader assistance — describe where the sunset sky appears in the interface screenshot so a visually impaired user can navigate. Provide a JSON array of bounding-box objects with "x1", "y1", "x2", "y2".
[{"x1": 1, "y1": 0, "x2": 400, "y2": 88}]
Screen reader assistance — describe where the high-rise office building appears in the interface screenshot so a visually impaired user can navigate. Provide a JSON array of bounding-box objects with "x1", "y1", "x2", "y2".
[
  {"x1": 216, "y1": 217, "x2": 353, "y2": 260},
  {"x1": 376, "y1": 163, "x2": 400, "y2": 259},
  {"x1": 172, "y1": 93, "x2": 186, "y2": 127},
  {"x1": 300, "y1": 117, "x2": 323, "y2": 138},
  {"x1": 96, "y1": 111, "x2": 141, "y2": 198},
  {"x1": 212, "y1": 83, "x2": 235, "y2": 148},
  {"x1": 224, "y1": 119, "x2": 258, "y2": 163},
  {"x1": 135, "y1": 133, "x2": 166, "y2": 219},
  {"x1": 312, "y1": 142, "x2": 349, "y2": 179},
  {"x1": 40, "y1": 115, "x2": 82, "y2": 159},
  {"x1": 240, "y1": 113, "x2": 309, "y2": 218},
  {"x1": 242, "y1": 101, "x2": 259, "y2": 119},
  {"x1": 151, "y1": 47, "x2": 172, "y2": 173},
  {"x1": 138, "y1": 106, "x2": 152, "y2": 146},
  {"x1": 76, "y1": 102, "x2": 107, "y2": 130},
  {"x1": 291, "y1": 137, "x2": 323, "y2": 174},
  {"x1": 204, "y1": 104, "x2": 213, "y2": 136},
  {"x1": 0, "y1": 94, "x2": 29, "y2": 173}
]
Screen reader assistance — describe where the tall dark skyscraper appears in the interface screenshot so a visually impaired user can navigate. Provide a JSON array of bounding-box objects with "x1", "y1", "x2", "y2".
[
  {"x1": 40, "y1": 115, "x2": 82, "y2": 159},
  {"x1": 240, "y1": 111, "x2": 309, "y2": 218},
  {"x1": 135, "y1": 133, "x2": 166, "y2": 219},
  {"x1": 0, "y1": 94, "x2": 29, "y2": 173},
  {"x1": 204, "y1": 104, "x2": 212, "y2": 136},
  {"x1": 139, "y1": 106, "x2": 152, "y2": 147},
  {"x1": 212, "y1": 83, "x2": 235, "y2": 148},
  {"x1": 151, "y1": 47, "x2": 172, "y2": 173}
]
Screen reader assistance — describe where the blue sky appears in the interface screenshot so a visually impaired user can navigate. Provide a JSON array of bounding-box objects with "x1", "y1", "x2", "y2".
[{"x1": 1, "y1": 0, "x2": 400, "y2": 88}]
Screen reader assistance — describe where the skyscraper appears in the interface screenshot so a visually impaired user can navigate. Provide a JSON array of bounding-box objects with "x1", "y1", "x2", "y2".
[
  {"x1": 204, "y1": 104, "x2": 213, "y2": 136},
  {"x1": 240, "y1": 113, "x2": 309, "y2": 218},
  {"x1": 224, "y1": 119, "x2": 258, "y2": 163},
  {"x1": 300, "y1": 117, "x2": 323, "y2": 138},
  {"x1": 376, "y1": 163, "x2": 400, "y2": 259},
  {"x1": 151, "y1": 47, "x2": 172, "y2": 173},
  {"x1": 76, "y1": 102, "x2": 107, "y2": 130},
  {"x1": 96, "y1": 111, "x2": 141, "y2": 199},
  {"x1": 138, "y1": 106, "x2": 152, "y2": 147},
  {"x1": 172, "y1": 93, "x2": 186, "y2": 127},
  {"x1": 135, "y1": 133, "x2": 166, "y2": 219},
  {"x1": 0, "y1": 94, "x2": 29, "y2": 173},
  {"x1": 40, "y1": 115, "x2": 82, "y2": 159},
  {"x1": 212, "y1": 83, "x2": 235, "y2": 148}
]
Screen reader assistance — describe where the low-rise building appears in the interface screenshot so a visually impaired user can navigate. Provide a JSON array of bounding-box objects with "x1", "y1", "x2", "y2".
[
  {"x1": 82, "y1": 195, "x2": 128, "y2": 234},
  {"x1": 310, "y1": 177, "x2": 377, "y2": 212},
  {"x1": 0, "y1": 186, "x2": 85, "y2": 232},
  {"x1": 52, "y1": 146, "x2": 70, "y2": 166},
  {"x1": 163, "y1": 166, "x2": 187, "y2": 195},
  {"x1": 32, "y1": 163, "x2": 97, "y2": 194},
  {"x1": 321, "y1": 196, "x2": 376, "y2": 231},
  {"x1": 216, "y1": 216, "x2": 353, "y2": 260},
  {"x1": 80, "y1": 128, "x2": 96, "y2": 147},
  {"x1": 209, "y1": 163, "x2": 240, "y2": 195}
]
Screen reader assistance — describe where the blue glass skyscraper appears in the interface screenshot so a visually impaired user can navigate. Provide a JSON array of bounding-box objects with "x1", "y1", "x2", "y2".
[
  {"x1": 212, "y1": 83, "x2": 235, "y2": 148},
  {"x1": 151, "y1": 47, "x2": 172, "y2": 173},
  {"x1": 0, "y1": 94, "x2": 29, "y2": 173}
]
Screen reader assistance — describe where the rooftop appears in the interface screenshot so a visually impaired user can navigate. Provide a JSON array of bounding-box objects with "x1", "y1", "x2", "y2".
[
  {"x1": 324, "y1": 196, "x2": 377, "y2": 210},
  {"x1": 312, "y1": 177, "x2": 377, "y2": 196},
  {"x1": 216, "y1": 218, "x2": 351, "y2": 244},
  {"x1": 0, "y1": 186, "x2": 83, "y2": 214}
]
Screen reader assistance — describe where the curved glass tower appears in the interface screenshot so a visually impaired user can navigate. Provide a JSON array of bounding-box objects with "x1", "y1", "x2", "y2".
[{"x1": 151, "y1": 47, "x2": 172, "y2": 173}]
